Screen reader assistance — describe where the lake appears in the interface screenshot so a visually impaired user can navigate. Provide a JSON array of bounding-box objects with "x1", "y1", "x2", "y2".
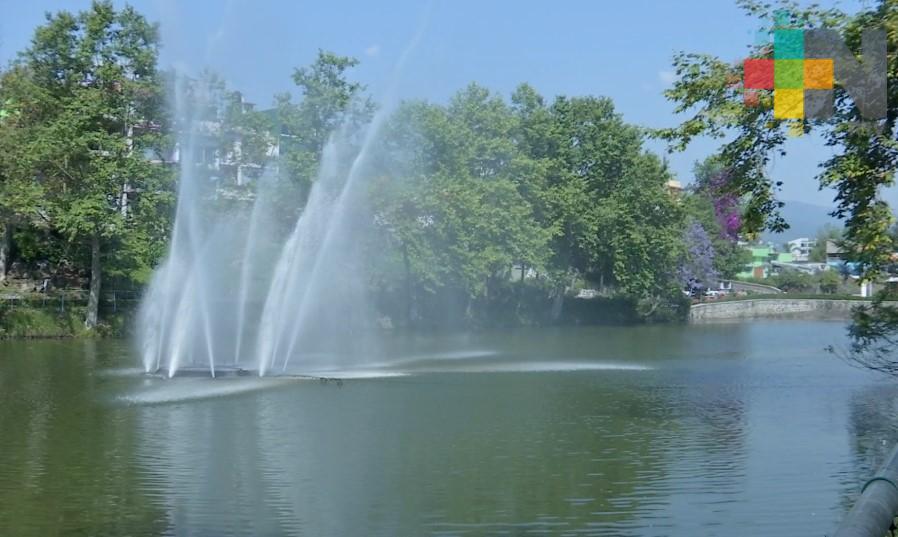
[{"x1": 1, "y1": 320, "x2": 896, "y2": 536}]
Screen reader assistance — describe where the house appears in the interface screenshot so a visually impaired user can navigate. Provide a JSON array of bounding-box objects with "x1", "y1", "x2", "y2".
[
  {"x1": 165, "y1": 82, "x2": 281, "y2": 190},
  {"x1": 825, "y1": 240, "x2": 847, "y2": 266},
  {"x1": 736, "y1": 247, "x2": 772, "y2": 279},
  {"x1": 510, "y1": 264, "x2": 538, "y2": 281},
  {"x1": 821, "y1": 240, "x2": 898, "y2": 296},
  {"x1": 787, "y1": 237, "x2": 816, "y2": 262},
  {"x1": 666, "y1": 180, "x2": 683, "y2": 197}
]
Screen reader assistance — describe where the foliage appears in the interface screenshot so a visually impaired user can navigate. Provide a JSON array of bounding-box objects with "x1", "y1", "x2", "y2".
[
  {"x1": 370, "y1": 85, "x2": 552, "y2": 325},
  {"x1": 0, "y1": 306, "x2": 85, "y2": 339},
  {"x1": 371, "y1": 83, "x2": 685, "y2": 326},
  {"x1": 656, "y1": 0, "x2": 898, "y2": 268},
  {"x1": 692, "y1": 156, "x2": 742, "y2": 240},
  {"x1": 2, "y1": 5, "x2": 692, "y2": 332},
  {"x1": 757, "y1": 269, "x2": 852, "y2": 294},
  {"x1": 767, "y1": 271, "x2": 815, "y2": 293},
  {"x1": 679, "y1": 219, "x2": 718, "y2": 292},
  {"x1": 819, "y1": 269, "x2": 841, "y2": 294},
  {"x1": 682, "y1": 157, "x2": 751, "y2": 279},
  {"x1": 845, "y1": 294, "x2": 898, "y2": 376},
  {"x1": 1, "y1": 1, "x2": 171, "y2": 327},
  {"x1": 275, "y1": 50, "x2": 375, "y2": 202}
]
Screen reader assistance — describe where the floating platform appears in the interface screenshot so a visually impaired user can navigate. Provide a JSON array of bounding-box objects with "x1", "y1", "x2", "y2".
[
  {"x1": 147, "y1": 366, "x2": 343, "y2": 384},
  {"x1": 151, "y1": 366, "x2": 253, "y2": 378}
]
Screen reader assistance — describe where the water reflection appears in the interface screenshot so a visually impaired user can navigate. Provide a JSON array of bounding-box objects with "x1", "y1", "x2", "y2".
[
  {"x1": 842, "y1": 383, "x2": 898, "y2": 513},
  {"x1": 1, "y1": 321, "x2": 896, "y2": 536},
  {"x1": 139, "y1": 373, "x2": 687, "y2": 536},
  {"x1": 0, "y1": 341, "x2": 167, "y2": 536}
]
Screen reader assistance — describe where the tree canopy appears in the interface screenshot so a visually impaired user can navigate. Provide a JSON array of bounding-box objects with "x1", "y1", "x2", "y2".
[
  {"x1": 0, "y1": 1, "x2": 746, "y2": 331},
  {"x1": 1, "y1": 1, "x2": 170, "y2": 327}
]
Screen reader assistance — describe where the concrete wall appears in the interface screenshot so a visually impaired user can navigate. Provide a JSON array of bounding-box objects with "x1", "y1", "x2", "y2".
[{"x1": 689, "y1": 298, "x2": 875, "y2": 322}]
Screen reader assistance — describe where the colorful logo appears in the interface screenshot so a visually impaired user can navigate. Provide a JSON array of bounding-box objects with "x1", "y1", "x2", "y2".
[{"x1": 743, "y1": 12, "x2": 886, "y2": 121}]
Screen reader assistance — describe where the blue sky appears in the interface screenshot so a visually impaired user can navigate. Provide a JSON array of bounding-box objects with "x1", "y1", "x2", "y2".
[{"x1": 0, "y1": 0, "x2": 876, "y2": 210}]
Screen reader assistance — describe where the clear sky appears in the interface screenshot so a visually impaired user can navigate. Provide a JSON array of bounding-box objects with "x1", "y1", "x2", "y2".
[{"x1": 0, "y1": 0, "x2": 879, "y2": 210}]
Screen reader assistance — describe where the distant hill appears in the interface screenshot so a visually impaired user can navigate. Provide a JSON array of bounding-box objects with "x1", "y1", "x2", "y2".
[{"x1": 761, "y1": 200, "x2": 841, "y2": 242}]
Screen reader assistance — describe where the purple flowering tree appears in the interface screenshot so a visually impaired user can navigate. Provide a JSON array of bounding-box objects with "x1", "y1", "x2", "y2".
[
  {"x1": 679, "y1": 219, "x2": 719, "y2": 293},
  {"x1": 707, "y1": 169, "x2": 742, "y2": 240}
]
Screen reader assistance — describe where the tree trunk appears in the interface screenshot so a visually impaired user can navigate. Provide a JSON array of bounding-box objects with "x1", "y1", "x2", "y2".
[
  {"x1": 515, "y1": 264, "x2": 526, "y2": 317},
  {"x1": 550, "y1": 283, "x2": 565, "y2": 321},
  {"x1": 85, "y1": 234, "x2": 102, "y2": 329},
  {"x1": 121, "y1": 117, "x2": 134, "y2": 217},
  {"x1": 550, "y1": 268, "x2": 576, "y2": 322},
  {"x1": 0, "y1": 222, "x2": 11, "y2": 283},
  {"x1": 401, "y1": 245, "x2": 416, "y2": 327}
]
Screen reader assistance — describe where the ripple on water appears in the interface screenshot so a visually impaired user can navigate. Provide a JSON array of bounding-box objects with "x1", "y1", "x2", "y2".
[{"x1": 119, "y1": 376, "x2": 299, "y2": 405}]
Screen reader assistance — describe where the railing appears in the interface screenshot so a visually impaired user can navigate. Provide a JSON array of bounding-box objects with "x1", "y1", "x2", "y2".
[
  {"x1": 0, "y1": 289, "x2": 142, "y2": 313},
  {"x1": 834, "y1": 443, "x2": 898, "y2": 537},
  {"x1": 725, "y1": 280, "x2": 784, "y2": 294}
]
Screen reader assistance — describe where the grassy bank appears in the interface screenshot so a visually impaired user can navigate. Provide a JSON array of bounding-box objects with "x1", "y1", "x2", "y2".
[
  {"x1": 13, "y1": 293, "x2": 864, "y2": 339},
  {"x1": 1, "y1": 293, "x2": 680, "y2": 339},
  {"x1": 0, "y1": 306, "x2": 88, "y2": 338},
  {"x1": 0, "y1": 304, "x2": 135, "y2": 339}
]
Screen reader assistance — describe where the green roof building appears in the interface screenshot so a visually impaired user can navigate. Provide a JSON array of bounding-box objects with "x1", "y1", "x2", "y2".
[{"x1": 736, "y1": 247, "x2": 773, "y2": 279}]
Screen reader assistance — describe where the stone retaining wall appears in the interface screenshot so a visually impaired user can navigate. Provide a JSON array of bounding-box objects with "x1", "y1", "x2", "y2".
[{"x1": 689, "y1": 298, "x2": 874, "y2": 322}]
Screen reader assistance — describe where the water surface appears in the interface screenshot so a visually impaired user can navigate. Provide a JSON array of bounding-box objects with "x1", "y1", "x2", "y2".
[{"x1": 1, "y1": 321, "x2": 896, "y2": 536}]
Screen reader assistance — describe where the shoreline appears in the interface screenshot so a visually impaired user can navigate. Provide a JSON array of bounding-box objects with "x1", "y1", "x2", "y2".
[{"x1": 1, "y1": 295, "x2": 890, "y2": 339}]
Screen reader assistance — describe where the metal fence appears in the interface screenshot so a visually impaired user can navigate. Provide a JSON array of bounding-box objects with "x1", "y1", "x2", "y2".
[{"x1": 0, "y1": 289, "x2": 142, "y2": 313}]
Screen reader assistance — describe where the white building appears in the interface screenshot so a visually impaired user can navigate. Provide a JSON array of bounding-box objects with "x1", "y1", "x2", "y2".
[{"x1": 787, "y1": 237, "x2": 816, "y2": 262}]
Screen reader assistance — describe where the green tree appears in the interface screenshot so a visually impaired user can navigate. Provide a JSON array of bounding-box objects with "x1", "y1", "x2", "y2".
[
  {"x1": 10, "y1": 1, "x2": 169, "y2": 327},
  {"x1": 597, "y1": 153, "x2": 684, "y2": 307},
  {"x1": 769, "y1": 270, "x2": 814, "y2": 293},
  {"x1": 371, "y1": 85, "x2": 550, "y2": 325},
  {"x1": 373, "y1": 83, "x2": 685, "y2": 325},
  {"x1": 520, "y1": 92, "x2": 684, "y2": 318},
  {"x1": 276, "y1": 50, "x2": 375, "y2": 203},
  {"x1": 0, "y1": 68, "x2": 47, "y2": 283},
  {"x1": 819, "y1": 269, "x2": 841, "y2": 294}
]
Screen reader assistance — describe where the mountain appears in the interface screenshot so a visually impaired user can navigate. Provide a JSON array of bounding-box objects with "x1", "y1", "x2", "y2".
[{"x1": 761, "y1": 200, "x2": 841, "y2": 242}]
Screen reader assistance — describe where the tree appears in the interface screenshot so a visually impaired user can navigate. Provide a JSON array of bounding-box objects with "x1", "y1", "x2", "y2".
[
  {"x1": 0, "y1": 68, "x2": 47, "y2": 283},
  {"x1": 276, "y1": 50, "x2": 375, "y2": 203},
  {"x1": 371, "y1": 85, "x2": 550, "y2": 325},
  {"x1": 679, "y1": 219, "x2": 719, "y2": 293},
  {"x1": 597, "y1": 153, "x2": 684, "y2": 309},
  {"x1": 819, "y1": 269, "x2": 841, "y2": 294},
  {"x1": 769, "y1": 270, "x2": 814, "y2": 293},
  {"x1": 11, "y1": 1, "x2": 169, "y2": 328},
  {"x1": 371, "y1": 82, "x2": 688, "y2": 325},
  {"x1": 520, "y1": 92, "x2": 684, "y2": 318},
  {"x1": 683, "y1": 157, "x2": 751, "y2": 280}
]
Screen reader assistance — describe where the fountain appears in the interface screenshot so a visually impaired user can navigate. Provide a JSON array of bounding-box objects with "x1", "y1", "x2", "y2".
[
  {"x1": 138, "y1": 13, "x2": 429, "y2": 378},
  {"x1": 138, "y1": 83, "x2": 384, "y2": 378}
]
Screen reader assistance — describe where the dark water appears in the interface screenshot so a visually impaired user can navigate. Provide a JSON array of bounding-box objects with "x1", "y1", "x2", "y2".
[{"x1": 1, "y1": 321, "x2": 897, "y2": 537}]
